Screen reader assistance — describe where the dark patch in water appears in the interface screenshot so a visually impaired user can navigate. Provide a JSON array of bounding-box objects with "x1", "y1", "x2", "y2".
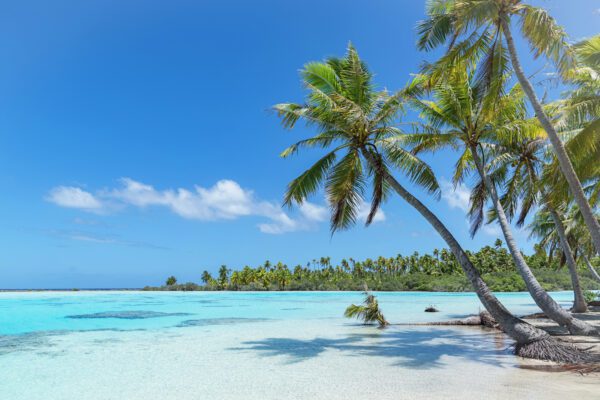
[
  {"x1": 281, "y1": 307, "x2": 304, "y2": 311},
  {"x1": 176, "y1": 318, "x2": 271, "y2": 327},
  {"x1": 0, "y1": 327, "x2": 150, "y2": 356},
  {"x1": 66, "y1": 311, "x2": 191, "y2": 320},
  {"x1": 0, "y1": 331, "x2": 64, "y2": 355},
  {"x1": 203, "y1": 305, "x2": 233, "y2": 308}
]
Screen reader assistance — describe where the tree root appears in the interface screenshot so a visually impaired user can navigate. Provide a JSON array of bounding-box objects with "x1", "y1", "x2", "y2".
[
  {"x1": 515, "y1": 336, "x2": 600, "y2": 365},
  {"x1": 394, "y1": 312, "x2": 600, "y2": 369}
]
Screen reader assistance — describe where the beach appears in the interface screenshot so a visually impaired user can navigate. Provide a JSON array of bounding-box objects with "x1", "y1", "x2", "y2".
[{"x1": 0, "y1": 291, "x2": 598, "y2": 399}]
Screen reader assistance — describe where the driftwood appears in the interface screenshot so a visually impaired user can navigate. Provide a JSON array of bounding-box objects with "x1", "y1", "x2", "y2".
[{"x1": 396, "y1": 311, "x2": 500, "y2": 329}]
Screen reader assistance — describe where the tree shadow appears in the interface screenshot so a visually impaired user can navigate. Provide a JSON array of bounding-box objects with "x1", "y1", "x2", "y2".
[{"x1": 230, "y1": 327, "x2": 510, "y2": 368}]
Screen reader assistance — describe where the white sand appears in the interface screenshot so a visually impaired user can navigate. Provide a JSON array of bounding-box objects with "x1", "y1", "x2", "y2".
[{"x1": 1, "y1": 320, "x2": 598, "y2": 400}]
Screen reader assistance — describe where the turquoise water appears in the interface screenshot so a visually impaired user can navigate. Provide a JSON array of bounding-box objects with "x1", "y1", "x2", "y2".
[
  {"x1": 0, "y1": 291, "x2": 597, "y2": 400},
  {"x1": 0, "y1": 290, "x2": 576, "y2": 335}
]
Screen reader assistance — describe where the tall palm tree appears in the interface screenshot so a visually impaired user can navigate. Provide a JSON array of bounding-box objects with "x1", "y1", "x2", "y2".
[
  {"x1": 478, "y1": 138, "x2": 589, "y2": 311},
  {"x1": 273, "y1": 44, "x2": 591, "y2": 361},
  {"x1": 405, "y1": 65, "x2": 595, "y2": 333},
  {"x1": 528, "y1": 208, "x2": 588, "y2": 313},
  {"x1": 474, "y1": 135, "x2": 589, "y2": 313},
  {"x1": 417, "y1": 0, "x2": 600, "y2": 255}
]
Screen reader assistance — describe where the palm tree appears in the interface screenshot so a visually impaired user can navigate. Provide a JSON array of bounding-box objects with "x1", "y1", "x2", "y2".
[
  {"x1": 581, "y1": 252, "x2": 600, "y2": 283},
  {"x1": 405, "y1": 65, "x2": 595, "y2": 332},
  {"x1": 528, "y1": 208, "x2": 588, "y2": 313},
  {"x1": 345, "y1": 285, "x2": 389, "y2": 328},
  {"x1": 417, "y1": 0, "x2": 600, "y2": 255},
  {"x1": 274, "y1": 44, "x2": 590, "y2": 361},
  {"x1": 165, "y1": 276, "x2": 177, "y2": 286},
  {"x1": 548, "y1": 35, "x2": 600, "y2": 212},
  {"x1": 476, "y1": 133, "x2": 590, "y2": 313},
  {"x1": 201, "y1": 270, "x2": 214, "y2": 285},
  {"x1": 218, "y1": 265, "x2": 230, "y2": 290}
]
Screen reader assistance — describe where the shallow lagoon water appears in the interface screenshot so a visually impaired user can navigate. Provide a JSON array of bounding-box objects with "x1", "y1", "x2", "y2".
[{"x1": 0, "y1": 291, "x2": 598, "y2": 399}]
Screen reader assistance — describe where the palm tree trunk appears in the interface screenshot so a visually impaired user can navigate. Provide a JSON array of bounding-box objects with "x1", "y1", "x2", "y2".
[
  {"x1": 469, "y1": 144, "x2": 596, "y2": 335},
  {"x1": 581, "y1": 251, "x2": 600, "y2": 283},
  {"x1": 546, "y1": 205, "x2": 588, "y2": 313},
  {"x1": 359, "y1": 150, "x2": 550, "y2": 346},
  {"x1": 501, "y1": 18, "x2": 600, "y2": 256}
]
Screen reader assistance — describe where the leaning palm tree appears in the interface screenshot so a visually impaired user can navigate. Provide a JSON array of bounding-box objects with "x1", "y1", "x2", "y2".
[
  {"x1": 345, "y1": 285, "x2": 389, "y2": 328},
  {"x1": 471, "y1": 134, "x2": 589, "y2": 313},
  {"x1": 274, "y1": 44, "x2": 594, "y2": 361},
  {"x1": 405, "y1": 65, "x2": 595, "y2": 333},
  {"x1": 560, "y1": 207, "x2": 600, "y2": 285},
  {"x1": 528, "y1": 208, "x2": 588, "y2": 313},
  {"x1": 417, "y1": 0, "x2": 600, "y2": 256},
  {"x1": 582, "y1": 252, "x2": 600, "y2": 284}
]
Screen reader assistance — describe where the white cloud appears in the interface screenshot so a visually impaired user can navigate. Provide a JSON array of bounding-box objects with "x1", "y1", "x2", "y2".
[
  {"x1": 46, "y1": 186, "x2": 104, "y2": 211},
  {"x1": 48, "y1": 178, "x2": 388, "y2": 234},
  {"x1": 48, "y1": 178, "x2": 368, "y2": 235},
  {"x1": 46, "y1": 178, "x2": 385, "y2": 234},
  {"x1": 299, "y1": 202, "x2": 328, "y2": 222},
  {"x1": 110, "y1": 178, "x2": 255, "y2": 221},
  {"x1": 440, "y1": 180, "x2": 470, "y2": 213}
]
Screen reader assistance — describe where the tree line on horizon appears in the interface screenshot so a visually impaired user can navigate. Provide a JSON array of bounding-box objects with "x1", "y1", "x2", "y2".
[{"x1": 152, "y1": 239, "x2": 600, "y2": 292}]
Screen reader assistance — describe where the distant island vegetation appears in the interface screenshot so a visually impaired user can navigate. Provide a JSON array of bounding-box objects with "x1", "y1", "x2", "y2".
[{"x1": 144, "y1": 240, "x2": 600, "y2": 293}]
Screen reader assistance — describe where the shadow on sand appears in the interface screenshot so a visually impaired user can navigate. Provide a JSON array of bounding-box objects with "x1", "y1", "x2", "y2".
[{"x1": 230, "y1": 327, "x2": 510, "y2": 368}]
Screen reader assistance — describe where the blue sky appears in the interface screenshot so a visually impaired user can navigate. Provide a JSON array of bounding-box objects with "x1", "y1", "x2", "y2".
[{"x1": 0, "y1": 0, "x2": 598, "y2": 288}]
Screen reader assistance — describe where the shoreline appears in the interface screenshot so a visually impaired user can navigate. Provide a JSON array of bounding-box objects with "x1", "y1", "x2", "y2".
[{"x1": 0, "y1": 288, "x2": 589, "y2": 293}]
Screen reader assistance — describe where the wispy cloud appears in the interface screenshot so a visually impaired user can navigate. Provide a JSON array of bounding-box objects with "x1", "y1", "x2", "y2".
[
  {"x1": 47, "y1": 178, "x2": 385, "y2": 234},
  {"x1": 49, "y1": 230, "x2": 168, "y2": 250},
  {"x1": 440, "y1": 180, "x2": 470, "y2": 213},
  {"x1": 46, "y1": 186, "x2": 104, "y2": 211}
]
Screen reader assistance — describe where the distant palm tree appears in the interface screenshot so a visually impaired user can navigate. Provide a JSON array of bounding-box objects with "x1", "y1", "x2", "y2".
[
  {"x1": 218, "y1": 265, "x2": 230, "y2": 290},
  {"x1": 201, "y1": 270, "x2": 213, "y2": 285},
  {"x1": 273, "y1": 44, "x2": 581, "y2": 361},
  {"x1": 405, "y1": 64, "x2": 595, "y2": 333},
  {"x1": 165, "y1": 276, "x2": 177, "y2": 286},
  {"x1": 417, "y1": 0, "x2": 600, "y2": 256}
]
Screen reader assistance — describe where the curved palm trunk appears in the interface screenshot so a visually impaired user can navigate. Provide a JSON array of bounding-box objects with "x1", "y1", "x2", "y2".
[
  {"x1": 546, "y1": 206, "x2": 588, "y2": 313},
  {"x1": 501, "y1": 19, "x2": 600, "y2": 256},
  {"x1": 360, "y1": 150, "x2": 549, "y2": 346},
  {"x1": 581, "y1": 251, "x2": 600, "y2": 283},
  {"x1": 469, "y1": 145, "x2": 596, "y2": 335}
]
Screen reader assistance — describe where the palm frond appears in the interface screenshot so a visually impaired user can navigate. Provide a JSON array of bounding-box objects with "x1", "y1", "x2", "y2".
[
  {"x1": 326, "y1": 149, "x2": 365, "y2": 233},
  {"x1": 383, "y1": 144, "x2": 440, "y2": 197},
  {"x1": 518, "y1": 5, "x2": 575, "y2": 77},
  {"x1": 284, "y1": 150, "x2": 338, "y2": 206}
]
